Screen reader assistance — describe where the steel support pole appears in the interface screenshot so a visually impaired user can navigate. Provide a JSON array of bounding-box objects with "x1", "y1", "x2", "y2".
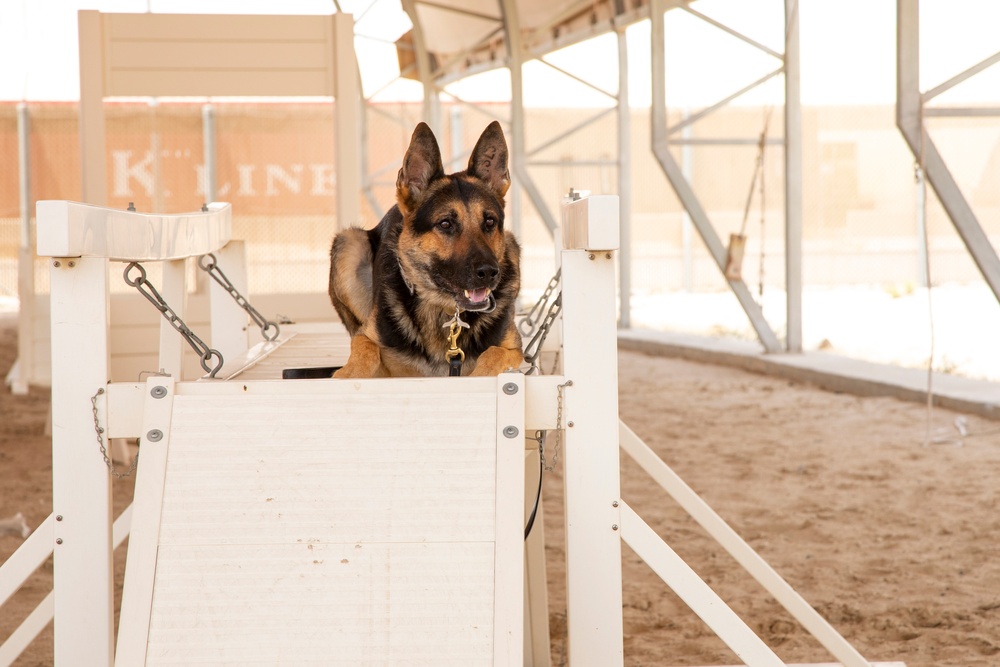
[
  {"x1": 617, "y1": 27, "x2": 632, "y2": 328},
  {"x1": 649, "y1": 0, "x2": 782, "y2": 353},
  {"x1": 784, "y1": 0, "x2": 803, "y2": 352},
  {"x1": 896, "y1": 0, "x2": 1000, "y2": 303},
  {"x1": 201, "y1": 104, "x2": 217, "y2": 204},
  {"x1": 13, "y1": 103, "x2": 33, "y2": 394},
  {"x1": 401, "y1": 0, "x2": 441, "y2": 133},
  {"x1": 501, "y1": 0, "x2": 559, "y2": 237}
]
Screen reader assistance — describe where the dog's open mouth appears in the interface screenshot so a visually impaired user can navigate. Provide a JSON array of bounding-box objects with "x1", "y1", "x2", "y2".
[{"x1": 458, "y1": 287, "x2": 495, "y2": 312}]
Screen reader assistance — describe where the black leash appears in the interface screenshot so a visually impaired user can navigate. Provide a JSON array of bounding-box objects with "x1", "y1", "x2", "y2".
[{"x1": 524, "y1": 453, "x2": 543, "y2": 540}]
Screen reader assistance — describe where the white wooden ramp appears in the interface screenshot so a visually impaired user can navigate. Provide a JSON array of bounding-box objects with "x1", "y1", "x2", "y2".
[{"x1": 116, "y1": 373, "x2": 525, "y2": 665}]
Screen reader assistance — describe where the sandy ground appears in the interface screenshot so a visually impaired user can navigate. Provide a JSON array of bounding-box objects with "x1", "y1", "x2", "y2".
[{"x1": 2, "y1": 318, "x2": 999, "y2": 666}]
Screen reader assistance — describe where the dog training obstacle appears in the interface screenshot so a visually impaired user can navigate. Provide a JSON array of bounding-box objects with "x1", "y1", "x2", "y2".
[{"x1": 0, "y1": 195, "x2": 894, "y2": 666}]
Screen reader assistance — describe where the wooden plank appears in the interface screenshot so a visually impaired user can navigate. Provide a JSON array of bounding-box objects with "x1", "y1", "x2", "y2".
[
  {"x1": 49, "y1": 256, "x2": 113, "y2": 666},
  {"x1": 619, "y1": 502, "x2": 785, "y2": 667},
  {"x1": 146, "y1": 543, "x2": 495, "y2": 664},
  {"x1": 116, "y1": 377, "x2": 176, "y2": 666},
  {"x1": 560, "y1": 248, "x2": 624, "y2": 665},
  {"x1": 106, "y1": 70, "x2": 335, "y2": 98},
  {"x1": 130, "y1": 378, "x2": 506, "y2": 662},
  {"x1": 78, "y1": 10, "x2": 107, "y2": 205},
  {"x1": 619, "y1": 421, "x2": 874, "y2": 667},
  {"x1": 0, "y1": 514, "x2": 54, "y2": 607},
  {"x1": 494, "y1": 372, "x2": 526, "y2": 664},
  {"x1": 104, "y1": 13, "x2": 331, "y2": 43},
  {"x1": 158, "y1": 388, "x2": 497, "y2": 545},
  {"x1": 158, "y1": 259, "x2": 186, "y2": 378},
  {"x1": 100, "y1": 13, "x2": 340, "y2": 98},
  {"x1": 207, "y1": 241, "x2": 250, "y2": 371},
  {"x1": 106, "y1": 41, "x2": 332, "y2": 72},
  {"x1": 36, "y1": 201, "x2": 231, "y2": 262}
]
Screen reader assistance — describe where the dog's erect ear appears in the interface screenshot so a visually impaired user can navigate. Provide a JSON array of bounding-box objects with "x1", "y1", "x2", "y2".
[
  {"x1": 467, "y1": 121, "x2": 510, "y2": 199},
  {"x1": 396, "y1": 122, "x2": 445, "y2": 211}
]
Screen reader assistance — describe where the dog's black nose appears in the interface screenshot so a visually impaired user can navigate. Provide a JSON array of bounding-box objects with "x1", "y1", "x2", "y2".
[{"x1": 476, "y1": 263, "x2": 500, "y2": 281}]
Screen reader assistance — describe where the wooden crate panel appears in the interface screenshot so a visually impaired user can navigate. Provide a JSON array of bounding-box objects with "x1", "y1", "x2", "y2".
[
  {"x1": 146, "y1": 542, "x2": 494, "y2": 665},
  {"x1": 157, "y1": 391, "x2": 498, "y2": 545}
]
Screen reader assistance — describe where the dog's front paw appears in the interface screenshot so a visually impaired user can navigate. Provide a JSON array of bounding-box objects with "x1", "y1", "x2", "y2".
[{"x1": 333, "y1": 363, "x2": 373, "y2": 379}]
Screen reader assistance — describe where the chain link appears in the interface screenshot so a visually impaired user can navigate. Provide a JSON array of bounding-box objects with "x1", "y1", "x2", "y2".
[
  {"x1": 124, "y1": 262, "x2": 224, "y2": 377},
  {"x1": 518, "y1": 268, "x2": 561, "y2": 338},
  {"x1": 541, "y1": 379, "x2": 573, "y2": 472},
  {"x1": 198, "y1": 253, "x2": 280, "y2": 342},
  {"x1": 523, "y1": 293, "x2": 562, "y2": 375},
  {"x1": 92, "y1": 388, "x2": 138, "y2": 479}
]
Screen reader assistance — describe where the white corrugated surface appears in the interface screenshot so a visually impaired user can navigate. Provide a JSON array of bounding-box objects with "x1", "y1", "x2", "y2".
[{"x1": 141, "y1": 382, "x2": 500, "y2": 664}]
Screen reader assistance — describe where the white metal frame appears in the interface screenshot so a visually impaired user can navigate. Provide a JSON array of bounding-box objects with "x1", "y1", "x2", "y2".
[{"x1": 1, "y1": 194, "x2": 889, "y2": 666}]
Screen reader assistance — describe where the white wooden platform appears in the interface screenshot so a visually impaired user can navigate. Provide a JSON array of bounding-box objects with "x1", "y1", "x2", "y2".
[
  {"x1": 116, "y1": 373, "x2": 526, "y2": 665},
  {"x1": 222, "y1": 322, "x2": 350, "y2": 381}
]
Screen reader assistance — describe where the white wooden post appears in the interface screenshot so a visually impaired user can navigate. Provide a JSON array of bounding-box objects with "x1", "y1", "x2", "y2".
[
  {"x1": 558, "y1": 195, "x2": 624, "y2": 665},
  {"x1": 49, "y1": 256, "x2": 114, "y2": 666},
  {"x1": 207, "y1": 240, "x2": 250, "y2": 368},
  {"x1": 158, "y1": 259, "x2": 187, "y2": 378}
]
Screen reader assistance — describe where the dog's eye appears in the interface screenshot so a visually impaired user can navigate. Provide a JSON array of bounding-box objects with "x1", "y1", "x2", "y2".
[
  {"x1": 484, "y1": 216, "x2": 497, "y2": 230},
  {"x1": 438, "y1": 219, "x2": 452, "y2": 230}
]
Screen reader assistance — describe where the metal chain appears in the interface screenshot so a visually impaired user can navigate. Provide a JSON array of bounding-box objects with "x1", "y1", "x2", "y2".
[
  {"x1": 198, "y1": 253, "x2": 280, "y2": 342},
  {"x1": 518, "y1": 268, "x2": 561, "y2": 338},
  {"x1": 543, "y1": 379, "x2": 573, "y2": 472},
  {"x1": 92, "y1": 388, "x2": 138, "y2": 479},
  {"x1": 124, "y1": 262, "x2": 224, "y2": 377},
  {"x1": 523, "y1": 293, "x2": 562, "y2": 375}
]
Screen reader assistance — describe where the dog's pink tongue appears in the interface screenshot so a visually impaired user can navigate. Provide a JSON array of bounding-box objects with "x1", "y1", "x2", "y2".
[{"x1": 467, "y1": 288, "x2": 490, "y2": 303}]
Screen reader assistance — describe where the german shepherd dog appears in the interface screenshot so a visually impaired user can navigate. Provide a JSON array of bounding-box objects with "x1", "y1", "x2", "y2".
[{"x1": 327, "y1": 121, "x2": 524, "y2": 378}]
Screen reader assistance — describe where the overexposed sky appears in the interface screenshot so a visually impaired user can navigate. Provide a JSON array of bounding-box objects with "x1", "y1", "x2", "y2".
[{"x1": 0, "y1": 0, "x2": 998, "y2": 107}]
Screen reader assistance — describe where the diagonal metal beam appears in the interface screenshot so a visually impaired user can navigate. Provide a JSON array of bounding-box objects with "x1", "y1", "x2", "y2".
[
  {"x1": 650, "y1": 0, "x2": 782, "y2": 353},
  {"x1": 681, "y1": 5, "x2": 784, "y2": 60},
  {"x1": 923, "y1": 49, "x2": 1000, "y2": 103},
  {"x1": 896, "y1": 0, "x2": 1000, "y2": 306},
  {"x1": 667, "y1": 67, "x2": 784, "y2": 136}
]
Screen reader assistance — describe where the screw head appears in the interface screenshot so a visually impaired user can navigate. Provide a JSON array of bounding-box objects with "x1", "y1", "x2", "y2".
[
  {"x1": 588, "y1": 253, "x2": 596, "y2": 260},
  {"x1": 146, "y1": 429, "x2": 163, "y2": 442},
  {"x1": 56, "y1": 538, "x2": 63, "y2": 544},
  {"x1": 567, "y1": 421, "x2": 574, "y2": 428},
  {"x1": 612, "y1": 524, "x2": 619, "y2": 531},
  {"x1": 503, "y1": 425, "x2": 519, "y2": 439},
  {"x1": 502, "y1": 382, "x2": 519, "y2": 395},
  {"x1": 150, "y1": 385, "x2": 168, "y2": 399},
  {"x1": 612, "y1": 501, "x2": 619, "y2": 508},
  {"x1": 56, "y1": 515, "x2": 63, "y2": 521},
  {"x1": 53, "y1": 260, "x2": 61, "y2": 268}
]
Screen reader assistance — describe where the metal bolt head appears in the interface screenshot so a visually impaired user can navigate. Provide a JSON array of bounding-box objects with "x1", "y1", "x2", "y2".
[
  {"x1": 53, "y1": 260, "x2": 61, "y2": 268},
  {"x1": 56, "y1": 515, "x2": 63, "y2": 521},
  {"x1": 68, "y1": 260, "x2": 76, "y2": 267},
  {"x1": 150, "y1": 385, "x2": 168, "y2": 399},
  {"x1": 612, "y1": 501, "x2": 619, "y2": 508},
  {"x1": 503, "y1": 425, "x2": 519, "y2": 439},
  {"x1": 588, "y1": 253, "x2": 596, "y2": 260},
  {"x1": 146, "y1": 429, "x2": 163, "y2": 442},
  {"x1": 502, "y1": 382, "x2": 519, "y2": 395},
  {"x1": 567, "y1": 421, "x2": 575, "y2": 428},
  {"x1": 612, "y1": 524, "x2": 619, "y2": 531},
  {"x1": 56, "y1": 538, "x2": 63, "y2": 544}
]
